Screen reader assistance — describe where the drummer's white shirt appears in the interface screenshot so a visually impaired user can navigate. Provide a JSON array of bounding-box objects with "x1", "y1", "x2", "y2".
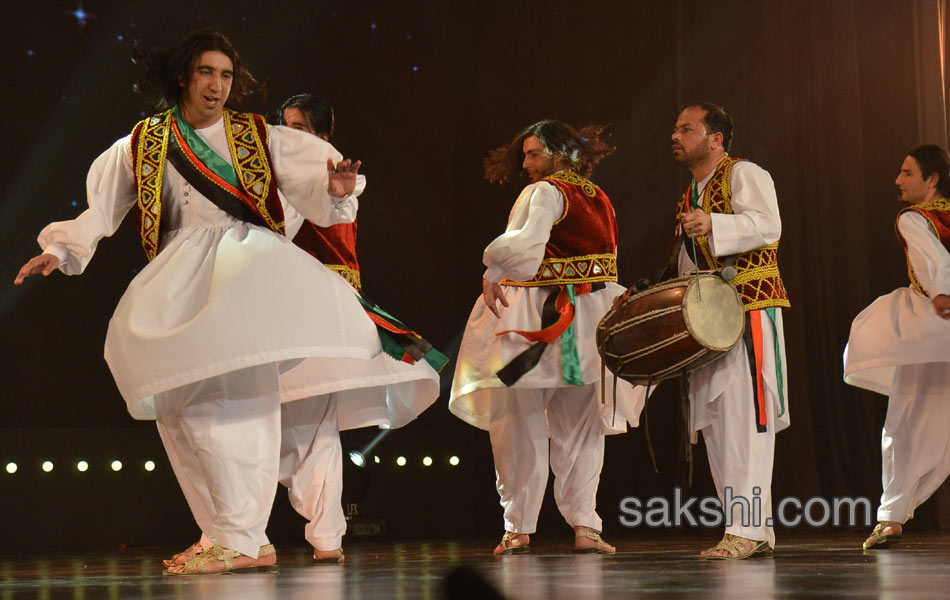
[
  {"x1": 677, "y1": 159, "x2": 781, "y2": 273},
  {"x1": 675, "y1": 158, "x2": 788, "y2": 547}
]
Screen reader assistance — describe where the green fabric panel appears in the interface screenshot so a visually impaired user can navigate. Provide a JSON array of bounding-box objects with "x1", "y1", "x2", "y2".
[
  {"x1": 172, "y1": 105, "x2": 241, "y2": 189},
  {"x1": 765, "y1": 307, "x2": 786, "y2": 418},
  {"x1": 423, "y1": 348, "x2": 450, "y2": 373},
  {"x1": 559, "y1": 284, "x2": 585, "y2": 386}
]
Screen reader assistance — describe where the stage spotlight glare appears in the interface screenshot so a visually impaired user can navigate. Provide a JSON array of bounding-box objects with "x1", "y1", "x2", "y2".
[
  {"x1": 422, "y1": 456, "x2": 433, "y2": 467},
  {"x1": 77, "y1": 461, "x2": 88, "y2": 472},
  {"x1": 111, "y1": 460, "x2": 123, "y2": 472},
  {"x1": 349, "y1": 451, "x2": 366, "y2": 468},
  {"x1": 449, "y1": 456, "x2": 460, "y2": 466},
  {"x1": 42, "y1": 461, "x2": 54, "y2": 472},
  {"x1": 5, "y1": 462, "x2": 16, "y2": 474},
  {"x1": 374, "y1": 455, "x2": 380, "y2": 464},
  {"x1": 144, "y1": 461, "x2": 156, "y2": 472},
  {"x1": 396, "y1": 456, "x2": 407, "y2": 467}
]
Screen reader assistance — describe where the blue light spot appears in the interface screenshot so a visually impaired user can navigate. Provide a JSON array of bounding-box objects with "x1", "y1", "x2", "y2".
[
  {"x1": 71, "y1": 200, "x2": 78, "y2": 207},
  {"x1": 370, "y1": 22, "x2": 377, "y2": 30},
  {"x1": 406, "y1": 34, "x2": 412, "y2": 40},
  {"x1": 70, "y1": 4, "x2": 90, "y2": 27},
  {"x1": 140, "y1": 111, "x2": 146, "y2": 117},
  {"x1": 411, "y1": 65, "x2": 419, "y2": 72},
  {"x1": 26, "y1": 49, "x2": 35, "y2": 57},
  {"x1": 117, "y1": 34, "x2": 123, "y2": 41}
]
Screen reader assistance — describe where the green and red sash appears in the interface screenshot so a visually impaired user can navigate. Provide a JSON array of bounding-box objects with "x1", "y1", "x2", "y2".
[
  {"x1": 129, "y1": 107, "x2": 285, "y2": 260},
  {"x1": 496, "y1": 171, "x2": 619, "y2": 387},
  {"x1": 356, "y1": 294, "x2": 449, "y2": 373}
]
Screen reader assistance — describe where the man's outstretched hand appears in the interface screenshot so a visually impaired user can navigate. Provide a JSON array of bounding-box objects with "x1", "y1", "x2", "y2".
[
  {"x1": 327, "y1": 158, "x2": 362, "y2": 198},
  {"x1": 14, "y1": 253, "x2": 60, "y2": 285},
  {"x1": 482, "y1": 278, "x2": 509, "y2": 319}
]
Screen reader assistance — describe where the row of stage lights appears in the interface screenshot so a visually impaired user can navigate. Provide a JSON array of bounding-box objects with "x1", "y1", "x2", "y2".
[
  {"x1": 4, "y1": 460, "x2": 156, "y2": 474},
  {"x1": 4, "y1": 456, "x2": 462, "y2": 474},
  {"x1": 348, "y1": 453, "x2": 462, "y2": 468}
]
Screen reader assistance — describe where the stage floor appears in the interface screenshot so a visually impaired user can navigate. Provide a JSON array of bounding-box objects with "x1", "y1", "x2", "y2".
[{"x1": 2, "y1": 532, "x2": 950, "y2": 599}]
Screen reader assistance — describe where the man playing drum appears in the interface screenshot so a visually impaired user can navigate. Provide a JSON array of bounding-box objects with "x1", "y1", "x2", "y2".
[
  {"x1": 449, "y1": 120, "x2": 645, "y2": 555},
  {"x1": 670, "y1": 103, "x2": 790, "y2": 559},
  {"x1": 844, "y1": 145, "x2": 950, "y2": 550}
]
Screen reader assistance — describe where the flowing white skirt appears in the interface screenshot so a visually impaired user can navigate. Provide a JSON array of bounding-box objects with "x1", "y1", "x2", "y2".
[
  {"x1": 104, "y1": 223, "x2": 381, "y2": 419},
  {"x1": 279, "y1": 354, "x2": 442, "y2": 431},
  {"x1": 844, "y1": 286, "x2": 950, "y2": 395},
  {"x1": 449, "y1": 283, "x2": 645, "y2": 434}
]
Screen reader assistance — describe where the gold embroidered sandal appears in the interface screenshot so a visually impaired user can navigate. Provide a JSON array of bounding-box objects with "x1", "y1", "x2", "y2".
[
  {"x1": 701, "y1": 534, "x2": 771, "y2": 560},
  {"x1": 574, "y1": 530, "x2": 616, "y2": 554},
  {"x1": 863, "y1": 522, "x2": 903, "y2": 550},
  {"x1": 493, "y1": 532, "x2": 530, "y2": 555},
  {"x1": 163, "y1": 540, "x2": 206, "y2": 568},
  {"x1": 166, "y1": 543, "x2": 278, "y2": 575}
]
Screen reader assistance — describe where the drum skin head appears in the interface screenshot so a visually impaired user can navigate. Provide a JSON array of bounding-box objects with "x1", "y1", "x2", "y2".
[{"x1": 682, "y1": 274, "x2": 745, "y2": 351}]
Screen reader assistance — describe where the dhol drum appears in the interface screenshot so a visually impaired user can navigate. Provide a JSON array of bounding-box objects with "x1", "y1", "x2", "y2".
[{"x1": 596, "y1": 273, "x2": 744, "y2": 385}]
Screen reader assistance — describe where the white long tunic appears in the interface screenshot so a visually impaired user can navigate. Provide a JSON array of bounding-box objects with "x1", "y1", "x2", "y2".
[
  {"x1": 844, "y1": 211, "x2": 950, "y2": 395},
  {"x1": 449, "y1": 181, "x2": 645, "y2": 434},
  {"x1": 279, "y1": 173, "x2": 441, "y2": 430},
  {"x1": 39, "y1": 118, "x2": 382, "y2": 420},
  {"x1": 678, "y1": 160, "x2": 790, "y2": 434}
]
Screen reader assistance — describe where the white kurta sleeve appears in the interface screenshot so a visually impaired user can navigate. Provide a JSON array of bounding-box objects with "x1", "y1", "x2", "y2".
[
  {"x1": 37, "y1": 135, "x2": 138, "y2": 276},
  {"x1": 708, "y1": 162, "x2": 782, "y2": 256},
  {"x1": 483, "y1": 181, "x2": 564, "y2": 283},
  {"x1": 283, "y1": 174, "x2": 365, "y2": 240},
  {"x1": 899, "y1": 211, "x2": 950, "y2": 296},
  {"x1": 268, "y1": 124, "x2": 356, "y2": 227}
]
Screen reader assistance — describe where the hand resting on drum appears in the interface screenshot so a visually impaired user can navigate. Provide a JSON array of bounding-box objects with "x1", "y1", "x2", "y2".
[{"x1": 482, "y1": 278, "x2": 509, "y2": 318}]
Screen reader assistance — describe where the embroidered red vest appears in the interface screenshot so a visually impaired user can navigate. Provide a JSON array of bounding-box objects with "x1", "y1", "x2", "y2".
[
  {"x1": 129, "y1": 109, "x2": 285, "y2": 260},
  {"x1": 674, "y1": 157, "x2": 790, "y2": 311},
  {"x1": 896, "y1": 197, "x2": 950, "y2": 296},
  {"x1": 502, "y1": 171, "x2": 619, "y2": 287},
  {"x1": 293, "y1": 221, "x2": 361, "y2": 290}
]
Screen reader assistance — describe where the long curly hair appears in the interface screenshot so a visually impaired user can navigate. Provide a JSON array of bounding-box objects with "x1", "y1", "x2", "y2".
[
  {"x1": 483, "y1": 120, "x2": 614, "y2": 185},
  {"x1": 132, "y1": 29, "x2": 264, "y2": 112}
]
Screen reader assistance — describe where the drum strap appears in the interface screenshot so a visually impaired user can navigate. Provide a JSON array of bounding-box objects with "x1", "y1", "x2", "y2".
[
  {"x1": 496, "y1": 283, "x2": 604, "y2": 386},
  {"x1": 743, "y1": 310, "x2": 769, "y2": 433},
  {"x1": 678, "y1": 375, "x2": 694, "y2": 487}
]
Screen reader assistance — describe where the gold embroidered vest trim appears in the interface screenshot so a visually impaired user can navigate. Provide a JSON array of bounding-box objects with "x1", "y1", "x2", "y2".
[{"x1": 677, "y1": 157, "x2": 790, "y2": 311}]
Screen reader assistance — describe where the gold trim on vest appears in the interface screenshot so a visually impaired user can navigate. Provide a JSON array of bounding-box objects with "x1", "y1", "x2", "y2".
[
  {"x1": 326, "y1": 264, "x2": 362, "y2": 291},
  {"x1": 224, "y1": 111, "x2": 284, "y2": 235},
  {"x1": 132, "y1": 111, "x2": 171, "y2": 261},
  {"x1": 677, "y1": 157, "x2": 790, "y2": 311},
  {"x1": 502, "y1": 253, "x2": 618, "y2": 287}
]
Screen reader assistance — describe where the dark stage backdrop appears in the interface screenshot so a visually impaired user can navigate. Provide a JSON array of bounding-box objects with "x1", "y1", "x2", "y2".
[{"x1": 2, "y1": 0, "x2": 949, "y2": 548}]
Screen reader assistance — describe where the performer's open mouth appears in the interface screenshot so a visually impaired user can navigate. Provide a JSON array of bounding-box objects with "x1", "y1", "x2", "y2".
[{"x1": 202, "y1": 94, "x2": 220, "y2": 106}]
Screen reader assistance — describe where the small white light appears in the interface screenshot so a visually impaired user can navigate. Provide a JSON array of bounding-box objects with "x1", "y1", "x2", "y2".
[
  {"x1": 396, "y1": 456, "x2": 407, "y2": 467},
  {"x1": 42, "y1": 461, "x2": 54, "y2": 473},
  {"x1": 373, "y1": 455, "x2": 380, "y2": 464},
  {"x1": 349, "y1": 451, "x2": 366, "y2": 468},
  {"x1": 77, "y1": 461, "x2": 88, "y2": 472},
  {"x1": 422, "y1": 456, "x2": 433, "y2": 467},
  {"x1": 111, "y1": 460, "x2": 123, "y2": 472},
  {"x1": 5, "y1": 463, "x2": 17, "y2": 474},
  {"x1": 449, "y1": 456, "x2": 460, "y2": 466},
  {"x1": 144, "y1": 461, "x2": 156, "y2": 472}
]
